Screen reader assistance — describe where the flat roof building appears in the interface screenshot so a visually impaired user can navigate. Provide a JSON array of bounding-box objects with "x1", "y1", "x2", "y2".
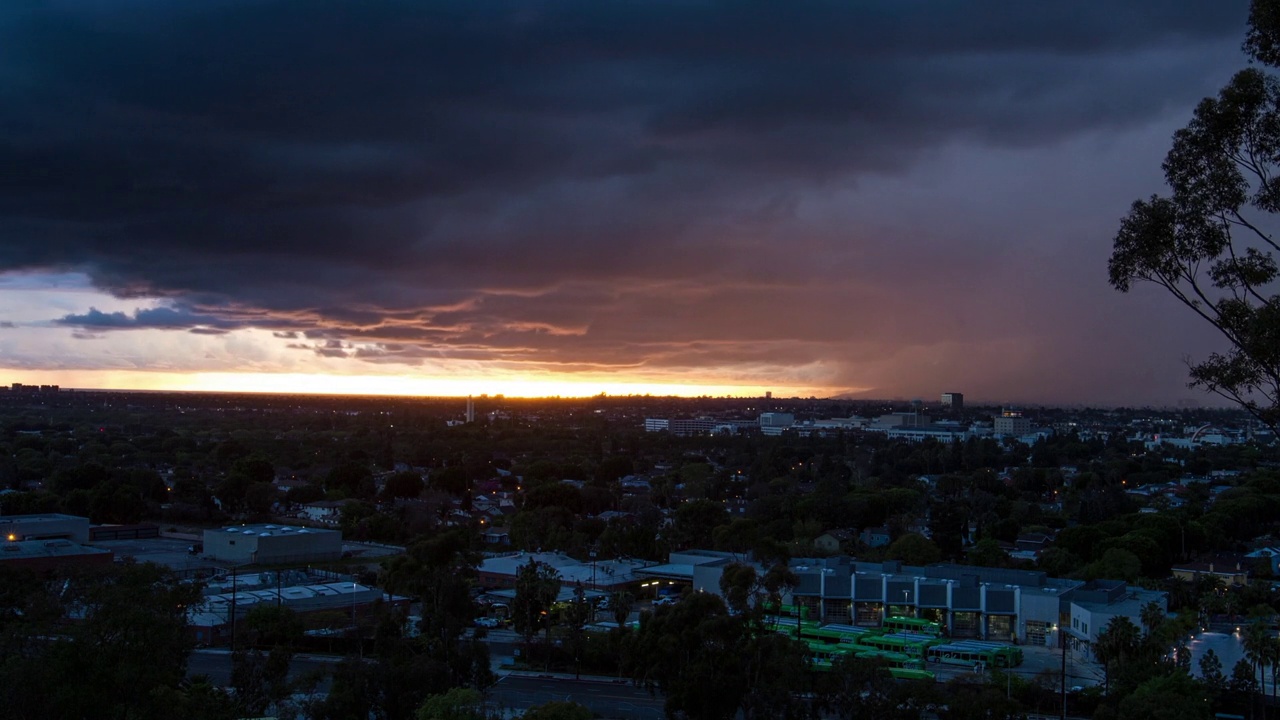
[
  {"x1": 189, "y1": 578, "x2": 409, "y2": 647},
  {"x1": 477, "y1": 551, "x2": 650, "y2": 592},
  {"x1": 202, "y1": 524, "x2": 342, "y2": 565},
  {"x1": 994, "y1": 409, "x2": 1032, "y2": 437},
  {"x1": 0, "y1": 539, "x2": 112, "y2": 571},
  {"x1": 0, "y1": 514, "x2": 90, "y2": 543}
]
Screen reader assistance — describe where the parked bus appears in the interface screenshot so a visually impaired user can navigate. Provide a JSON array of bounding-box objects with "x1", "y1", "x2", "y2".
[
  {"x1": 882, "y1": 615, "x2": 942, "y2": 636},
  {"x1": 851, "y1": 647, "x2": 927, "y2": 671},
  {"x1": 804, "y1": 640, "x2": 937, "y2": 681},
  {"x1": 765, "y1": 616, "x2": 820, "y2": 636},
  {"x1": 858, "y1": 633, "x2": 942, "y2": 657},
  {"x1": 806, "y1": 642, "x2": 925, "y2": 671},
  {"x1": 764, "y1": 602, "x2": 813, "y2": 620},
  {"x1": 888, "y1": 667, "x2": 937, "y2": 681},
  {"x1": 943, "y1": 640, "x2": 1024, "y2": 667},
  {"x1": 803, "y1": 622, "x2": 883, "y2": 645},
  {"x1": 925, "y1": 641, "x2": 1023, "y2": 668}
]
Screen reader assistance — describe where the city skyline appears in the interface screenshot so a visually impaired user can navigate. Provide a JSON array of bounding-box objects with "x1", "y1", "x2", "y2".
[{"x1": 0, "y1": 1, "x2": 1255, "y2": 405}]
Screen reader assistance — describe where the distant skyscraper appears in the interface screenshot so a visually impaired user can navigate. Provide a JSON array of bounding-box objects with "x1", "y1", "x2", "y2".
[
  {"x1": 941, "y1": 392, "x2": 964, "y2": 409},
  {"x1": 765, "y1": 391, "x2": 772, "y2": 399},
  {"x1": 466, "y1": 396, "x2": 475, "y2": 423}
]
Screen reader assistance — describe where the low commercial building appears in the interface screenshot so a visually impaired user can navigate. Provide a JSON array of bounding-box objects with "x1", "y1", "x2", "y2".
[
  {"x1": 1171, "y1": 559, "x2": 1249, "y2": 587},
  {"x1": 884, "y1": 425, "x2": 972, "y2": 443},
  {"x1": 478, "y1": 551, "x2": 649, "y2": 592},
  {"x1": 0, "y1": 513, "x2": 90, "y2": 543},
  {"x1": 643, "y1": 417, "x2": 758, "y2": 436},
  {"x1": 188, "y1": 577, "x2": 408, "y2": 647},
  {"x1": 300, "y1": 501, "x2": 344, "y2": 524},
  {"x1": 203, "y1": 524, "x2": 342, "y2": 565}
]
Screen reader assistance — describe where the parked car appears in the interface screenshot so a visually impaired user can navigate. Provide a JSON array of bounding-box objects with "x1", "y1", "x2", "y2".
[
  {"x1": 474, "y1": 617, "x2": 501, "y2": 629},
  {"x1": 653, "y1": 596, "x2": 677, "y2": 608}
]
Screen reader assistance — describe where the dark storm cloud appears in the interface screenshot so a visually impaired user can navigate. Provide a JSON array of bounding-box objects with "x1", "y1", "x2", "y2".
[
  {"x1": 56, "y1": 305, "x2": 241, "y2": 331},
  {"x1": 0, "y1": 0, "x2": 1254, "y2": 398}
]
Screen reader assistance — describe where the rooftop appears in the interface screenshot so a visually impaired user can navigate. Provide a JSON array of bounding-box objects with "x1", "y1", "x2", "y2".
[
  {"x1": 0, "y1": 513, "x2": 87, "y2": 524},
  {"x1": 210, "y1": 524, "x2": 340, "y2": 538},
  {"x1": 0, "y1": 539, "x2": 110, "y2": 560}
]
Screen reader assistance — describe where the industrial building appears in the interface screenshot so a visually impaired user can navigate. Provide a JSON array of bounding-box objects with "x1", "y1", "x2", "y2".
[
  {"x1": 202, "y1": 524, "x2": 342, "y2": 565},
  {"x1": 0, "y1": 539, "x2": 113, "y2": 571},
  {"x1": 0, "y1": 513, "x2": 90, "y2": 542}
]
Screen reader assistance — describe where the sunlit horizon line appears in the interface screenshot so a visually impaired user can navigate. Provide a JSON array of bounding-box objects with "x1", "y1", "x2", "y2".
[{"x1": 0, "y1": 369, "x2": 843, "y2": 400}]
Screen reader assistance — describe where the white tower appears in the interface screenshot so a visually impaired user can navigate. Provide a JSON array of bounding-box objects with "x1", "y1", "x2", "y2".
[{"x1": 466, "y1": 396, "x2": 475, "y2": 423}]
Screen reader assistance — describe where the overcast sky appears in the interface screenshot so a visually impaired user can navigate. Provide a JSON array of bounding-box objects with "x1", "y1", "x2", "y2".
[{"x1": 0, "y1": 1, "x2": 1259, "y2": 403}]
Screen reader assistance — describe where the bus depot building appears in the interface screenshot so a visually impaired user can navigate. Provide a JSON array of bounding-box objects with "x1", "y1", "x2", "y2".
[{"x1": 675, "y1": 551, "x2": 1165, "y2": 649}]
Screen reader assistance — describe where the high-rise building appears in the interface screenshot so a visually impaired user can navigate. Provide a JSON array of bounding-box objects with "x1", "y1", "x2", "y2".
[
  {"x1": 465, "y1": 396, "x2": 475, "y2": 423},
  {"x1": 941, "y1": 392, "x2": 964, "y2": 409}
]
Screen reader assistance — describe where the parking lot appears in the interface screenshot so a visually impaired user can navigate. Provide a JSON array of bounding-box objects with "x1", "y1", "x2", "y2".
[{"x1": 92, "y1": 536, "x2": 214, "y2": 573}]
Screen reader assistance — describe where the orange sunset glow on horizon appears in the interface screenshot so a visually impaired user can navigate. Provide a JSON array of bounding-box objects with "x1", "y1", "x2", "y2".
[{"x1": 0, "y1": 369, "x2": 851, "y2": 400}]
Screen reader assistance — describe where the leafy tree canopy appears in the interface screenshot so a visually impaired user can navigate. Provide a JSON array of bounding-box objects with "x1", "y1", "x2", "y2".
[{"x1": 1110, "y1": 0, "x2": 1280, "y2": 432}]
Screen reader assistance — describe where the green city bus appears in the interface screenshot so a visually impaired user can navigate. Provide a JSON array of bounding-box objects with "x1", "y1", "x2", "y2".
[
  {"x1": 882, "y1": 615, "x2": 943, "y2": 636},
  {"x1": 924, "y1": 641, "x2": 1023, "y2": 668},
  {"x1": 888, "y1": 667, "x2": 937, "y2": 681},
  {"x1": 803, "y1": 622, "x2": 883, "y2": 645},
  {"x1": 858, "y1": 633, "x2": 942, "y2": 657}
]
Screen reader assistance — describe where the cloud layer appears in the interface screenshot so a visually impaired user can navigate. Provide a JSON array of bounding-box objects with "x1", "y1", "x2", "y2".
[{"x1": 0, "y1": 1, "x2": 1256, "y2": 401}]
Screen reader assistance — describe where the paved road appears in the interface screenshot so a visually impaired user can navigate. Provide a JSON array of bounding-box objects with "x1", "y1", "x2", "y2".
[
  {"x1": 188, "y1": 648, "x2": 341, "y2": 691},
  {"x1": 189, "y1": 647, "x2": 663, "y2": 718},
  {"x1": 486, "y1": 675, "x2": 663, "y2": 720}
]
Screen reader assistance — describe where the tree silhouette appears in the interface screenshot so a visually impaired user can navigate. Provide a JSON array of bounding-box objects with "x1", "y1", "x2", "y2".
[
  {"x1": 1094, "y1": 616, "x2": 1141, "y2": 695},
  {"x1": 1109, "y1": 0, "x2": 1280, "y2": 433},
  {"x1": 512, "y1": 559, "x2": 561, "y2": 664}
]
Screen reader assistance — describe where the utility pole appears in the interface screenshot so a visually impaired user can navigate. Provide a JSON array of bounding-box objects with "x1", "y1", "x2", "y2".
[
  {"x1": 1060, "y1": 628, "x2": 1067, "y2": 720},
  {"x1": 230, "y1": 566, "x2": 239, "y2": 650}
]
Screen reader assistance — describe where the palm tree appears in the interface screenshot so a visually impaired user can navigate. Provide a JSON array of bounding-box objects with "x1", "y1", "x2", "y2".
[
  {"x1": 1094, "y1": 617, "x2": 1141, "y2": 695},
  {"x1": 1139, "y1": 601, "x2": 1165, "y2": 638},
  {"x1": 1242, "y1": 622, "x2": 1271, "y2": 716},
  {"x1": 1266, "y1": 633, "x2": 1280, "y2": 703}
]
